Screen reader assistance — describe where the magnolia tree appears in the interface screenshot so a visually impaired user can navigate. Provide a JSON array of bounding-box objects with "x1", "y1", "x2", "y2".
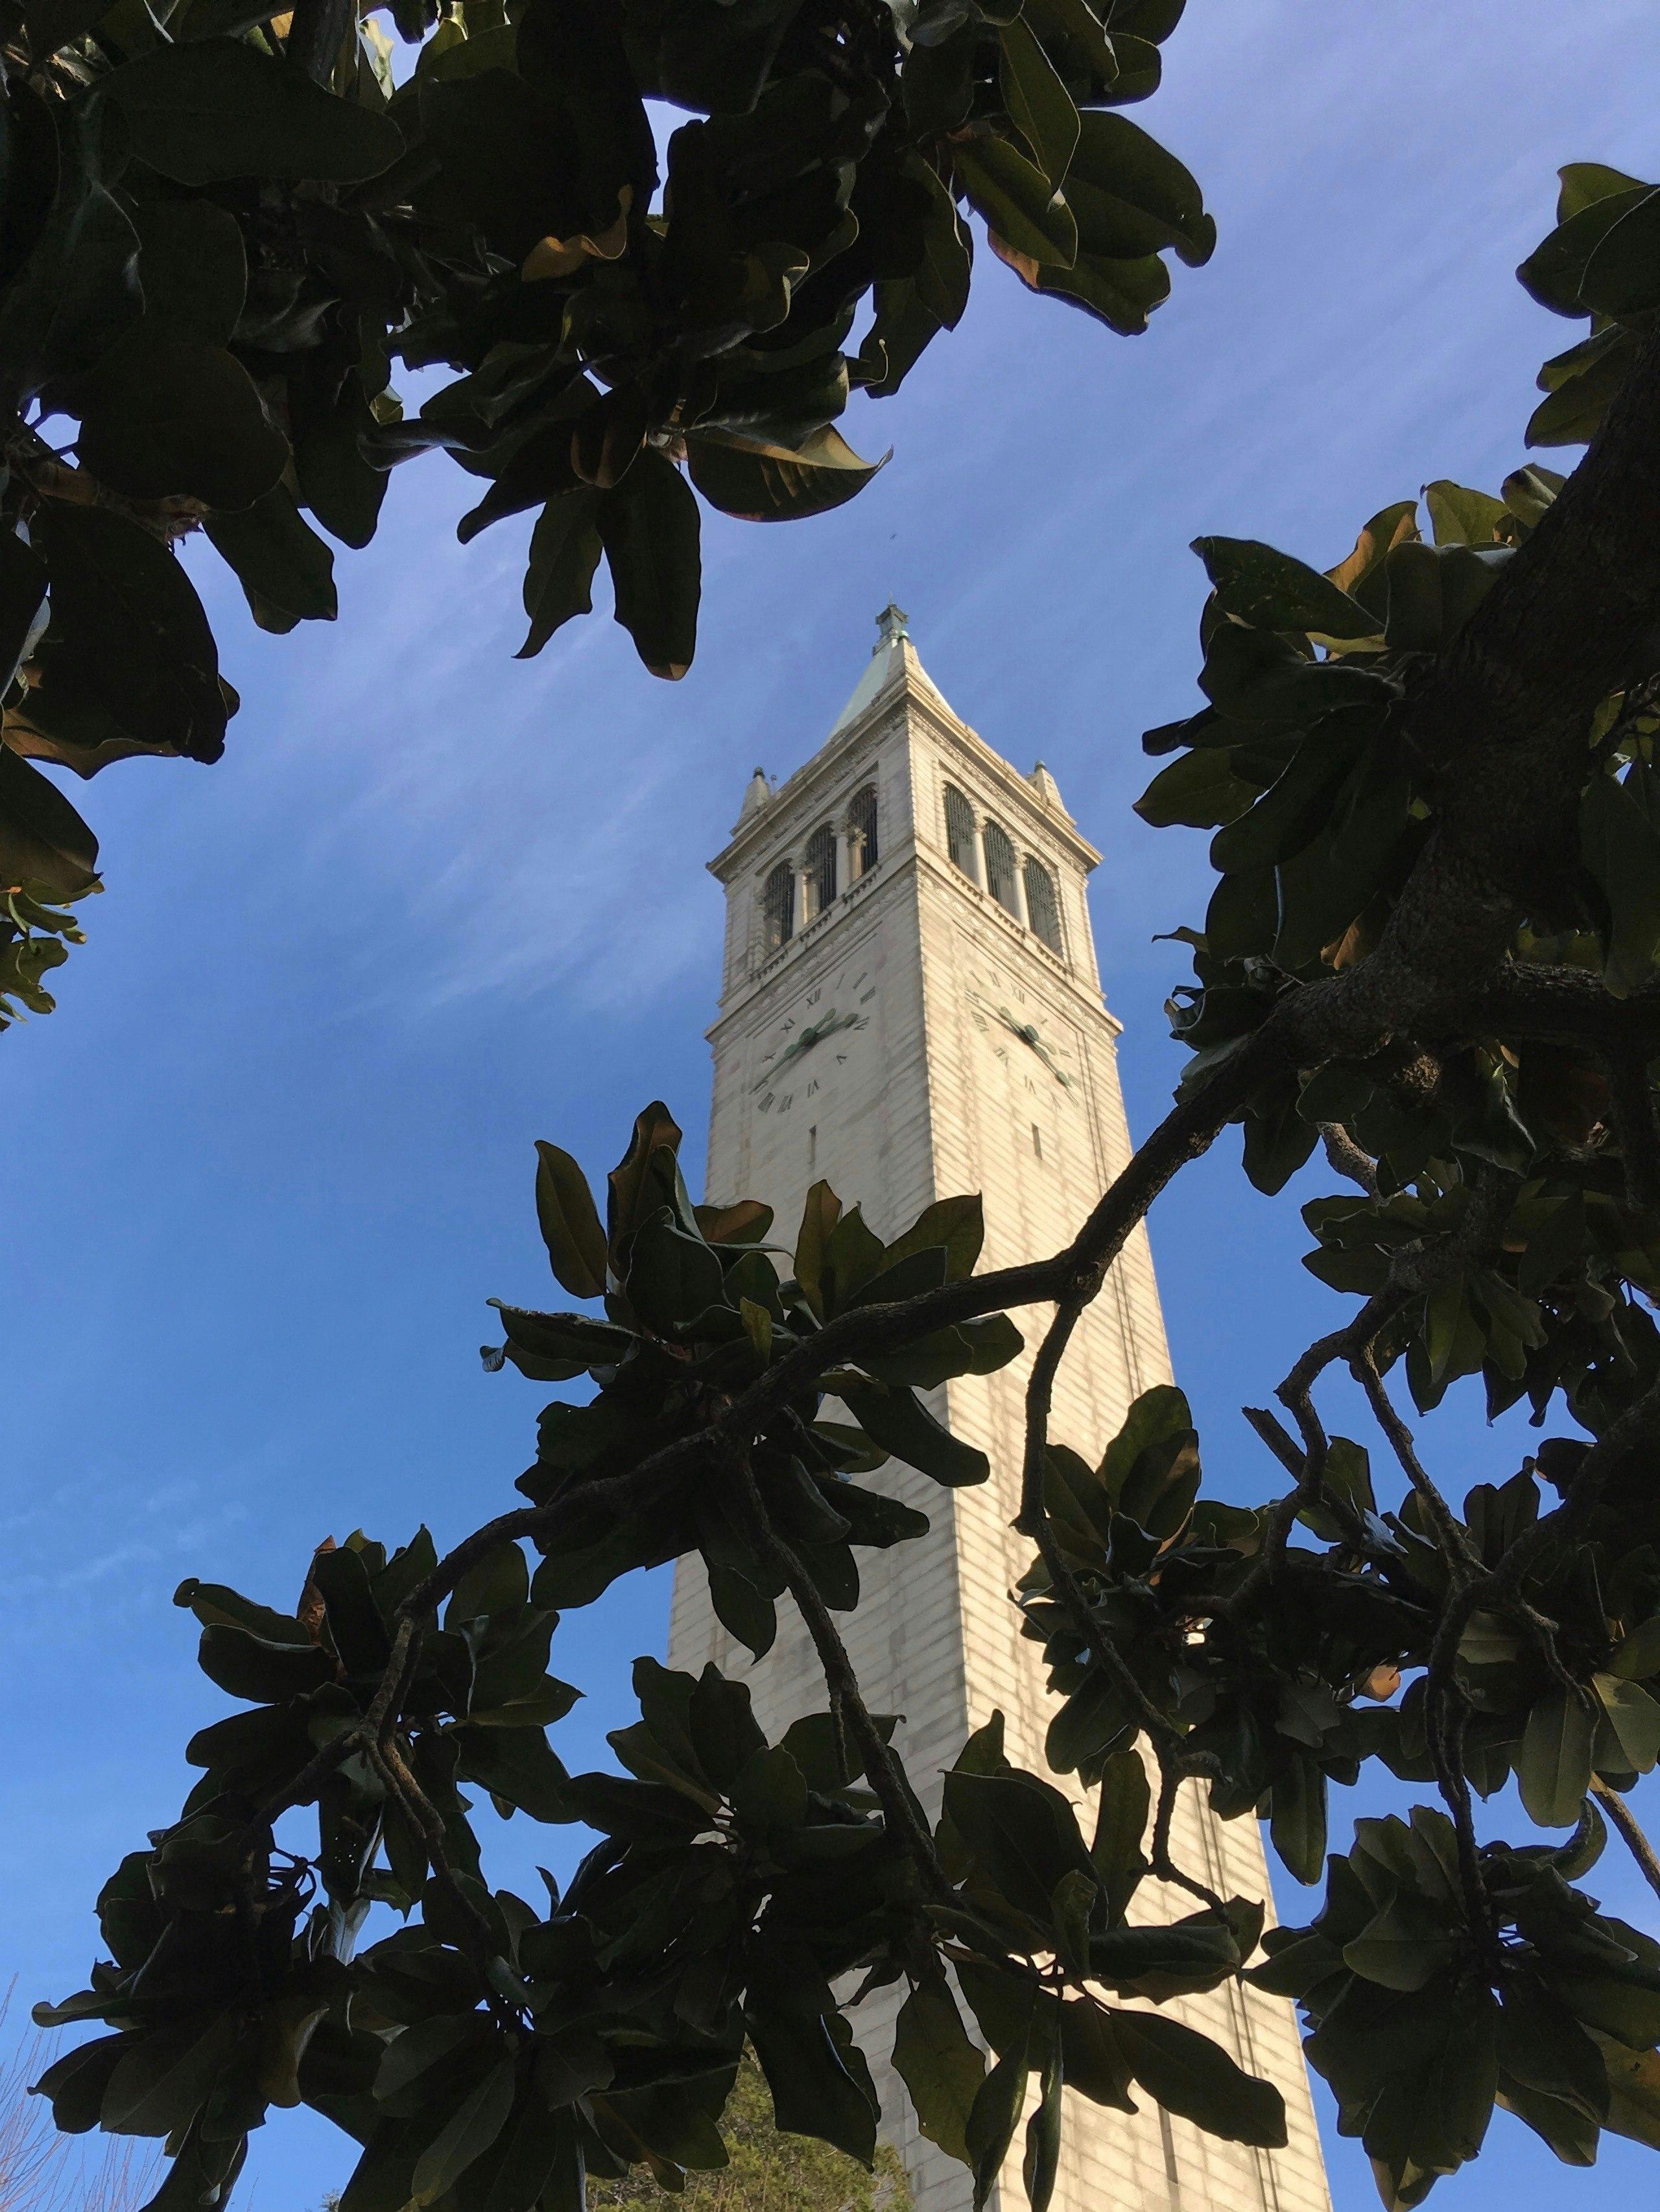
[
  {"x1": 16, "y1": 4, "x2": 1660, "y2": 2212},
  {"x1": 0, "y1": 0, "x2": 1210, "y2": 1022}
]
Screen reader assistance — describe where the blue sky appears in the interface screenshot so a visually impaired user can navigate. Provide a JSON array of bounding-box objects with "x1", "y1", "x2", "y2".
[{"x1": 6, "y1": 5, "x2": 1659, "y2": 2206}]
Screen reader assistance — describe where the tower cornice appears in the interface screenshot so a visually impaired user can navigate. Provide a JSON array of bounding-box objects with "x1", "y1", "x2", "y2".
[{"x1": 708, "y1": 665, "x2": 1101, "y2": 884}]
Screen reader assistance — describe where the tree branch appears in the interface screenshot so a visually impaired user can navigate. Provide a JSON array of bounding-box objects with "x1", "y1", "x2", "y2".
[
  {"x1": 729, "y1": 1450, "x2": 948, "y2": 1894},
  {"x1": 1355, "y1": 1354, "x2": 1483, "y2": 1581},
  {"x1": 1591, "y1": 1776, "x2": 1660, "y2": 1905}
]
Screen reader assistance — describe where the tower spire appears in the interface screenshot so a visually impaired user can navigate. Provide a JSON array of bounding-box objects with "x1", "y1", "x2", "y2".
[{"x1": 829, "y1": 601, "x2": 947, "y2": 736}]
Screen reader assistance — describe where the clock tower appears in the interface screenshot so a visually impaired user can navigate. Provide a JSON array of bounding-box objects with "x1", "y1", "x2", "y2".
[{"x1": 670, "y1": 610, "x2": 1331, "y2": 2212}]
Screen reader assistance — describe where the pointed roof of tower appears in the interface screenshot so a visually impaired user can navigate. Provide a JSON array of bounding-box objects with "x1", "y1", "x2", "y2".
[
  {"x1": 736, "y1": 765, "x2": 772, "y2": 827},
  {"x1": 1028, "y1": 759, "x2": 1073, "y2": 822},
  {"x1": 827, "y1": 601, "x2": 951, "y2": 736}
]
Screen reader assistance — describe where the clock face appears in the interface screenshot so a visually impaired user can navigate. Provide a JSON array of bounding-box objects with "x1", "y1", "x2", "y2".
[
  {"x1": 964, "y1": 962, "x2": 1077, "y2": 1095},
  {"x1": 752, "y1": 955, "x2": 878, "y2": 1116}
]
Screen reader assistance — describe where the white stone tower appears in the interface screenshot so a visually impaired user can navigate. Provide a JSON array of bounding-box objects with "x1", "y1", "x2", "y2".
[{"x1": 669, "y1": 609, "x2": 1331, "y2": 2212}]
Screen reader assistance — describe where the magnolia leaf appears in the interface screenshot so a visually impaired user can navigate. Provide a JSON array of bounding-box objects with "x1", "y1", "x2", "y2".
[
  {"x1": 77, "y1": 324, "x2": 289, "y2": 510},
  {"x1": 1191, "y1": 537, "x2": 1384, "y2": 641},
  {"x1": 533, "y1": 1141, "x2": 608, "y2": 1299},
  {"x1": 685, "y1": 426, "x2": 887, "y2": 524},
  {"x1": 1113, "y1": 2013, "x2": 1286, "y2": 2147},
  {"x1": 1592, "y1": 1675, "x2": 1660, "y2": 1775},
  {"x1": 999, "y1": 16, "x2": 1079, "y2": 187},
  {"x1": 598, "y1": 449, "x2": 700, "y2": 679},
  {"x1": 839, "y1": 1379, "x2": 988, "y2": 1488},
  {"x1": 206, "y1": 487, "x2": 337, "y2": 629},
  {"x1": 517, "y1": 495, "x2": 603, "y2": 661},
  {"x1": 410, "y1": 2056, "x2": 517, "y2": 2204},
  {"x1": 1518, "y1": 1687, "x2": 1596, "y2": 1828},
  {"x1": 955, "y1": 136, "x2": 1077, "y2": 268},
  {"x1": 101, "y1": 39, "x2": 404, "y2": 185},
  {"x1": 892, "y1": 1981, "x2": 986, "y2": 2166},
  {"x1": 0, "y1": 747, "x2": 99, "y2": 898}
]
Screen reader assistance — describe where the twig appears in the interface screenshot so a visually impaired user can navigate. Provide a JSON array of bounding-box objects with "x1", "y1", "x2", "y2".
[
  {"x1": 1015, "y1": 1295, "x2": 1222, "y2": 1904},
  {"x1": 1150, "y1": 1762, "x2": 1225, "y2": 1915},
  {"x1": 362, "y1": 1735, "x2": 524, "y2": 2036},
  {"x1": 729, "y1": 1452, "x2": 948, "y2": 1895},
  {"x1": 1318, "y1": 1122, "x2": 1380, "y2": 1196},
  {"x1": 1240, "y1": 1403, "x2": 1398, "y2": 1567},
  {"x1": 1355, "y1": 1353, "x2": 1483, "y2": 1581},
  {"x1": 1591, "y1": 1776, "x2": 1660, "y2": 1905},
  {"x1": 1014, "y1": 1300, "x2": 1189, "y2": 1763}
]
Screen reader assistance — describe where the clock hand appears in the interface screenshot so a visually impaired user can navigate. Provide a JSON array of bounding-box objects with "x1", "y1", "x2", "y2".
[
  {"x1": 750, "y1": 1009, "x2": 859, "y2": 1091},
  {"x1": 1032, "y1": 1039, "x2": 1072, "y2": 1088},
  {"x1": 995, "y1": 1005, "x2": 1071, "y2": 1088}
]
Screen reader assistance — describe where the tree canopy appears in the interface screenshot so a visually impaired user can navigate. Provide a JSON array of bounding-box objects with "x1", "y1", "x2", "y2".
[
  {"x1": 0, "y1": 0, "x2": 1209, "y2": 1026},
  {"x1": 19, "y1": 7, "x2": 1660, "y2": 2212}
]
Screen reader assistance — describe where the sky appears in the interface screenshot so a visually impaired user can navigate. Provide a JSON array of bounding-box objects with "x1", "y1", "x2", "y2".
[{"x1": 5, "y1": 5, "x2": 1659, "y2": 2207}]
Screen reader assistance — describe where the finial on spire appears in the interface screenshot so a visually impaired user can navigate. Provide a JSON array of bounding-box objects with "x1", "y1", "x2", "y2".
[
  {"x1": 738, "y1": 766, "x2": 772, "y2": 824},
  {"x1": 874, "y1": 601, "x2": 910, "y2": 649}
]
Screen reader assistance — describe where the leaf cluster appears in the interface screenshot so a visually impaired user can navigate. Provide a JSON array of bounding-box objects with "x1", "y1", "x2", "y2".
[
  {"x1": 1254, "y1": 1810, "x2": 1660, "y2": 2203},
  {"x1": 486, "y1": 1102, "x2": 1021, "y2": 1651},
  {"x1": 37, "y1": 1107, "x2": 1302, "y2": 2212},
  {"x1": 0, "y1": 0, "x2": 1211, "y2": 1029}
]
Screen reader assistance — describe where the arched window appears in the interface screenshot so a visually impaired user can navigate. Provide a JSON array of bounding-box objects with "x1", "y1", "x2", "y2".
[
  {"x1": 847, "y1": 783, "x2": 879, "y2": 880},
  {"x1": 763, "y1": 860, "x2": 795, "y2": 952},
  {"x1": 944, "y1": 785, "x2": 978, "y2": 880},
  {"x1": 804, "y1": 823, "x2": 837, "y2": 919},
  {"x1": 1023, "y1": 856, "x2": 1063, "y2": 954},
  {"x1": 983, "y1": 820, "x2": 1019, "y2": 917}
]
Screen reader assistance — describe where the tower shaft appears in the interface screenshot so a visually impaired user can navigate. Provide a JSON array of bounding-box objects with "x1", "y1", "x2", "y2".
[{"x1": 670, "y1": 620, "x2": 1331, "y2": 2212}]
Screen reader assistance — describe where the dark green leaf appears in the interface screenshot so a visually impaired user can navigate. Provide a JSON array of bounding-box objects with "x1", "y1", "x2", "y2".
[
  {"x1": 839, "y1": 1380, "x2": 988, "y2": 1488},
  {"x1": 451, "y1": 1723, "x2": 570, "y2": 1822},
  {"x1": 130, "y1": 197, "x2": 246, "y2": 347},
  {"x1": 69, "y1": 309, "x2": 281, "y2": 521},
  {"x1": 942, "y1": 1769, "x2": 1093, "y2": 1920},
  {"x1": 1058, "y1": 1999, "x2": 1134, "y2": 2111},
  {"x1": 1191, "y1": 537, "x2": 1377, "y2": 639},
  {"x1": 707, "y1": 1565, "x2": 776, "y2": 1660},
  {"x1": 102, "y1": 2015, "x2": 239, "y2": 2136},
  {"x1": 964, "y1": 2001, "x2": 1032, "y2": 2211},
  {"x1": 518, "y1": 495, "x2": 604, "y2": 660},
  {"x1": 1518, "y1": 1687, "x2": 1596, "y2": 1828},
  {"x1": 954, "y1": 136, "x2": 1077, "y2": 268},
  {"x1": 1066, "y1": 110, "x2": 1211, "y2": 266},
  {"x1": 744, "y1": 1952, "x2": 877, "y2": 2167},
  {"x1": 1580, "y1": 769, "x2": 1660, "y2": 997},
  {"x1": 206, "y1": 487, "x2": 338, "y2": 629},
  {"x1": 1342, "y1": 1892, "x2": 1461, "y2": 1992},
  {"x1": 598, "y1": 449, "x2": 700, "y2": 679},
  {"x1": 1000, "y1": 17, "x2": 1079, "y2": 187},
  {"x1": 1022, "y1": 2036, "x2": 1064, "y2": 2212},
  {"x1": 30, "y1": 499, "x2": 226, "y2": 762},
  {"x1": 1113, "y1": 2012, "x2": 1286, "y2": 2147},
  {"x1": 0, "y1": 746, "x2": 97, "y2": 898},
  {"x1": 685, "y1": 425, "x2": 886, "y2": 524},
  {"x1": 892, "y1": 1980, "x2": 985, "y2": 2167},
  {"x1": 101, "y1": 40, "x2": 404, "y2": 187},
  {"x1": 531, "y1": 1140, "x2": 608, "y2": 1300},
  {"x1": 687, "y1": 1664, "x2": 765, "y2": 1789},
  {"x1": 1089, "y1": 1750, "x2": 1150, "y2": 1920},
  {"x1": 410, "y1": 2055, "x2": 517, "y2": 2204},
  {"x1": 30, "y1": 2034, "x2": 129, "y2": 2134}
]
